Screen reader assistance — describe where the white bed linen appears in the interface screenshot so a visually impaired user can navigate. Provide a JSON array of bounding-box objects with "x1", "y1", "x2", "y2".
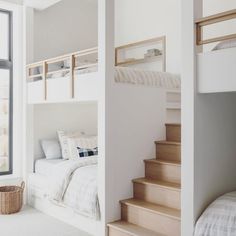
[
  {"x1": 35, "y1": 159, "x2": 65, "y2": 176},
  {"x1": 48, "y1": 156, "x2": 99, "y2": 219},
  {"x1": 75, "y1": 66, "x2": 181, "y2": 89},
  {"x1": 194, "y1": 191, "x2": 236, "y2": 236}
]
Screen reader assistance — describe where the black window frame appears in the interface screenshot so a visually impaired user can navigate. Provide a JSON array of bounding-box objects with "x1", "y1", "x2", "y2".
[{"x1": 0, "y1": 9, "x2": 13, "y2": 176}]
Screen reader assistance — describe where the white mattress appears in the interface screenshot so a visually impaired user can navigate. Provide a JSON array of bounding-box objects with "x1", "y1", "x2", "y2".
[{"x1": 35, "y1": 159, "x2": 65, "y2": 176}]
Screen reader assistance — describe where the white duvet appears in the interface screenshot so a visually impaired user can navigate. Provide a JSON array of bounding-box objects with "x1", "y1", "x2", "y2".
[
  {"x1": 48, "y1": 156, "x2": 100, "y2": 219},
  {"x1": 194, "y1": 191, "x2": 236, "y2": 236}
]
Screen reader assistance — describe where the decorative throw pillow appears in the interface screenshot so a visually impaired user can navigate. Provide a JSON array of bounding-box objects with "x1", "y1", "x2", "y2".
[
  {"x1": 41, "y1": 139, "x2": 62, "y2": 159},
  {"x1": 57, "y1": 130, "x2": 81, "y2": 160},
  {"x1": 67, "y1": 136, "x2": 98, "y2": 160},
  {"x1": 77, "y1": 147, "x2": 98, "y2": 158}
]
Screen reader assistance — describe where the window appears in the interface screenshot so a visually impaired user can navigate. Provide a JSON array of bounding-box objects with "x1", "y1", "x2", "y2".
[{"x1": 0, "y1": 9, "x2": 12, "y2": 175}]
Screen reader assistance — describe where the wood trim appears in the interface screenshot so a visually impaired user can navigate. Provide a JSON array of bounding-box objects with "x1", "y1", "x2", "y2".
[
  {"x1": 70, "y1": 55, "x2": 75, "y2": 98},
  {"x1": 195, "y1": 9, "x2": 236, "y2": 25},
  {"x1": 116, "y1": 55, "x2": 163, "y2": 67},
  {"x1": 28, "y1": 74, "x2": 43, "y2": 79},
  {"x1": 74, "y1": 63, "x2": 97, "y2": 70},
  {"x1": 162, "y1": 36, "x2": 166, "y2": 72},
  {"x1": 28, "y1": 47, "x2": 98, "y2": 66},
  {"x1": 198, "y1": 33, "x2": 236, "y2": 45},
  {"x1": 196, "y1": 9, "x2": 236, "y2": 45},
  {"x1": 43, "y1": 62, "x2": 48, "y2": 100},
  {"x1": 116, "y1": 36, "x2": 166, "y2": 50},
  {"x1": 115, "y1": 36, "x2": 166, "y2": 71}
]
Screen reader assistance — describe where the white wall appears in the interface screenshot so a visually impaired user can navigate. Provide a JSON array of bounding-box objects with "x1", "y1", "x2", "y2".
[
  {"x1": 33, "y1": 103, "x2": 97, "y2": 159},
  {"x1": 33, "y1": 0, "x2": 98, "y2": 61},
  {"x1": 194, "y1": 94, "x2": 236, "y2": 218},
  {"x1": 115, "y1": 0, "x2": 181, "y2": 74}
]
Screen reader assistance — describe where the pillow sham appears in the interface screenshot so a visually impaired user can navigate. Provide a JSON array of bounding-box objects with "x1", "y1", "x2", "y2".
[
  {"x1": 67, "y1": 136, "x2": 98, "y2": 160},
  {"x1": 77, "y1": 147, "x2": 98, "y2": 158},
  {"x1": 41, "y1": 139, "x2": 62, "y2": 159},
  {"x1": 57, "y1": 130, "x2": 82, "y2": 160}
]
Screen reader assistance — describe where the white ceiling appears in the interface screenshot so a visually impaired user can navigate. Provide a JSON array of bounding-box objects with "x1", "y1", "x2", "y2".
[{"x1": 24, "y1": 0, "x2": 62, "y2": 10}]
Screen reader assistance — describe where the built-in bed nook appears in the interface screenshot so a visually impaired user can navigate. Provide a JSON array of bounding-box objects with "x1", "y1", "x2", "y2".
[
  {"x1": 193, "y1": 8, "x2": 236, "y2": 236},
  {"x1": 195, "y1": 9, "x2": 236, "y2": 93}
]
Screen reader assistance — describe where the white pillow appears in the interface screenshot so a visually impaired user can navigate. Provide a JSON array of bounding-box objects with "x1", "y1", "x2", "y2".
[
  {"x1": 57, "y1": 130, "x2": 81, "y2": 160},
  {"x1": 213, "y1": 39, "x2": 236, "y2": 51},
  {"x1": 67, "y1": 136, "x2": 98, "y2": 160},
  {"x1": 41, "y1": 139, "x2": 62, "y2": 159}
]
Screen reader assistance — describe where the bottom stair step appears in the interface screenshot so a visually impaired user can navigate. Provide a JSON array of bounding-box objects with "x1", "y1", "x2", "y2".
[
  {"x1": 108, "y1": 221, "x2": 165, "y2": 236},
  {"x1": 121, "y1": 199, "x2": 180, "y2": 236}
]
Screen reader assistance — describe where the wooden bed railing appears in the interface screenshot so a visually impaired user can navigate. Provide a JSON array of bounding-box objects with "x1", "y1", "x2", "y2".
[
  {"x1": 26, "y1": 47, "x2": 98, "y2": 99},
  {"x1": 195, "y1": 9, "x2": 236, "y2": 45}
]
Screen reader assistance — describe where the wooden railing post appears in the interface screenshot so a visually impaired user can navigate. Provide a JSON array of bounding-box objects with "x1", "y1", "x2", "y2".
[
  {"x1": 70, "y1": 54, "x2": 75, "y2": 99},
  {"x1": 43, "y1": 61, "x2": 48, "y2": 101}
]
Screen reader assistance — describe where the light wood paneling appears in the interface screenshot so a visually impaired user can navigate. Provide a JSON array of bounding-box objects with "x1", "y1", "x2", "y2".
[
  {"x1": 108, "y1": 221, "x2": 163, "y2": 236},
  {"x1": 133, "y1": 178, "x2": 181, "y2": 210},
  {"x1": 156, "y1": 141, "x2": 181, "y2": 162},
  {"x1": 195, "y1": 9, "x2": 236, "y2": 45},
  {"x1": 165, "y1": 123, "x2": 181, "y2": 142},
  {"x1": 144, "y1": 159, "x2": 181, "y2": 184},
  {"x1": 121, "y1": 199, "x2": 180, "y2": 236}
]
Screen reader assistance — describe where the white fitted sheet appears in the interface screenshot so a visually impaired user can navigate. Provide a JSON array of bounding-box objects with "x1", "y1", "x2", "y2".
[{"x1": 35, "y1": 159, "x2": 65, "y2": 176}]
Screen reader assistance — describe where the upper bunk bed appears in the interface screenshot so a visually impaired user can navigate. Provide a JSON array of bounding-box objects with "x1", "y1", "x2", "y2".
[
  {"x1": 195, "y1": 9, "x2": 236, "y2": 93},
  {"x1": 26, "y1": 37, "x2": 181, "y2": 104}
]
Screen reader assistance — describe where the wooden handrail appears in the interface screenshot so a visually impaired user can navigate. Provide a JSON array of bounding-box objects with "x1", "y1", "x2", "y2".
[
  {"x1": 196, "y1": 9, "x2": 236, "y2": 45},
  {"x1": 27, "y1": 47, "x2": 98, "y2": 69}
]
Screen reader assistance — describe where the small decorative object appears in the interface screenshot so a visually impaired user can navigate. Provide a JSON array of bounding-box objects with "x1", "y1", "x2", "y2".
[
  {"x1": 144, "y1": 48, "x2": 162, "y2": 58},
  {"x1": 0, "y1": 182, "x2": 25, "y2": 215}
]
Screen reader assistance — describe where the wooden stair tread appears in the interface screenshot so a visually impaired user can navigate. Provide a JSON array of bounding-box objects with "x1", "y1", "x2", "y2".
[
  {"x1": 120, "y1": 198, "x2": 181, "y2": 220},
  {"x1": 155, "y1": 141, "x2": 181, "y2": 146},
  {"x1": 165, "y1": 123, "x2": 181, "y2": 127},
  {"x1": 133, "y1": 178, "x2": 181, "y2": 191},
  {"x1": 108, "y1": 221, "x2": 165, "y2": 236},
  {"x1": 144, "y1": 159, "x2": 181, "y2": 166}
]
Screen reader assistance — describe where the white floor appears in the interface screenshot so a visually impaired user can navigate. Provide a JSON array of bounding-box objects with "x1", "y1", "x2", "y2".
[{"x1": 0, "y1": 206, "x2": 91, "y2": 236}]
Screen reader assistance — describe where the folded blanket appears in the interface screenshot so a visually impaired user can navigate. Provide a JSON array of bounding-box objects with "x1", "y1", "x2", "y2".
[{"x1": 48, "y1": 156, "x2": 99, "y2": 219}]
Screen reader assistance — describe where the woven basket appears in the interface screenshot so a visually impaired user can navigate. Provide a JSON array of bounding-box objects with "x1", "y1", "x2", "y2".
[{"x1": 0, "y1": 182, "x2": 25, "y2": 215}]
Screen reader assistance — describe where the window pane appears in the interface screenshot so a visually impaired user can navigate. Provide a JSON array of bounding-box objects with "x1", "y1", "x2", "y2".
[
  {"x1": 0, "y1": 69, "x2": 10, "y2": 173},
  {"x1": 0, "y1": 12, "x2": 9, "y2": 60}
]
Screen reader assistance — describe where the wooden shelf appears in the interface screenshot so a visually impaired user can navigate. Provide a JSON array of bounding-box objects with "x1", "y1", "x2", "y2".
[
  {"x1": 116, "y1": 55, "x2": 163, "y2": 66},
  {"x1": 115, "y1": 36, "x2": 166, "y2": 71}
]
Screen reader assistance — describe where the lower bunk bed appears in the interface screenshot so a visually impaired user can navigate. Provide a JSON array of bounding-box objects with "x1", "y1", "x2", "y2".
[
  {"x1": 194, "y1": 191, "x2": 236, "y2": 236},
  {"x1": 28, "y1": 134, "x2": 100, "y2": 236}
]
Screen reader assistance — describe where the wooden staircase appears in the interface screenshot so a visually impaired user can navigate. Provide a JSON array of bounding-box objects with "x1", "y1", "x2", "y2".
[{"x1": 108, "y1": 123, "x2": 181, "y2": 236}]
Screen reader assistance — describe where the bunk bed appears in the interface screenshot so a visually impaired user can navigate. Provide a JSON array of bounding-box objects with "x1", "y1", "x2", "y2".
[
  {"x1": 26, "y1": 37, "x2": 180, "y2": 104},
  {"x1": 26, "y1": 37, "x2": 181, "y2": 235},
  {"x1": 195, "y1": 9, "x2": 236, "y2": 93}
]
